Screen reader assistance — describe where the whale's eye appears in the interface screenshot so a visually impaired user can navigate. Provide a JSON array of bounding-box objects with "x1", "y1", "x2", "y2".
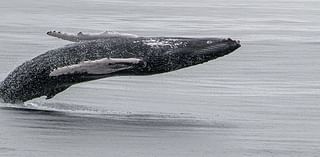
[
  {"x1": 206, "y1": 41, "x2": 213, "y2": 44},
  {"x1": 139, "y1": 60, "x2": 147, "y2": 68}
]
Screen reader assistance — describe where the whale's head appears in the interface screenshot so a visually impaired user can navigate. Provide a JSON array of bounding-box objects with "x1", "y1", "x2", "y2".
[{"x1": 142, "y1": 38, "x2": 241, "y2": 74}]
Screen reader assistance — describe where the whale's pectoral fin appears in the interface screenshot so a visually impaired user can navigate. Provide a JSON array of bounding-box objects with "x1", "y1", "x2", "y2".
[
  {"x1": 47, "y1": 31, "x2": 81, "y2": 42},
  {"x1": 49, "y1": 58, "x2": 145, "y2": 77},
  {"x1": 47, "y1": 30, "x2": 138, "y2": 42}
]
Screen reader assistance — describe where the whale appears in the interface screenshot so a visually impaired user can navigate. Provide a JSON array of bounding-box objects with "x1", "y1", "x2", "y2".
[{"x1": 0, "y1": 31, "x2": 241, "y2": 103}]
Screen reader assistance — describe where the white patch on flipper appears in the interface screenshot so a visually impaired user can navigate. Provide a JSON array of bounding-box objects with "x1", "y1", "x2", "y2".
[
  {"x1": 50, "y1": 58, "x2": 142, "y2": 77},
  {"x1": 47, "y1": 30, "x2": 138, "y2": 42},
  {"x1": 101, "y1": 31, "x2": 138, "y2": 38}
]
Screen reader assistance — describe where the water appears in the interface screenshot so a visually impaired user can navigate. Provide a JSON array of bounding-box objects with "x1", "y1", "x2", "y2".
[{"x1": 1, "y1": 0, "x2": 320, "y2": 156}]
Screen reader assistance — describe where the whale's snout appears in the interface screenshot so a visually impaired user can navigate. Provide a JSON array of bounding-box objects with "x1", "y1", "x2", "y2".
[
  {"x1": 189, "y1": 38, "x2": 240, "y2": 62},
  {"x1": 205, "y1": 38, "x2": 241, "y2": 57},
  {"x1": 227, "y1": 38, "x2": 241, "y2": 50}
]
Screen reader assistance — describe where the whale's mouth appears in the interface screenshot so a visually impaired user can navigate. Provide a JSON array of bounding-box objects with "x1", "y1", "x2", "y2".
[
  {"x1": 199, "y1": 38, "x2": 241, "y2": 57},
  {"x1": 187, "y1": 38, "x2": 241, "y2": 66}
]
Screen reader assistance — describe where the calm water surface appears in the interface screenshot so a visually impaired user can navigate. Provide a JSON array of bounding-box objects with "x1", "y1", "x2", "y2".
[{"x1": 0, "y1": 0, "x2": 320, "y2": 156}]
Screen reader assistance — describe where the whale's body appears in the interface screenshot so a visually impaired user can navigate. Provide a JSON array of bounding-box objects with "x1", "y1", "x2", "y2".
[{"x1": 0, "y1": 33, "x2": 240, "y2": 103}]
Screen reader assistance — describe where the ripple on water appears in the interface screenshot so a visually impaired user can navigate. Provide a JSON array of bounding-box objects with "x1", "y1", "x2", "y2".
[{"x1": 0, "y1": 101, "x2": 235, "y2": 129}]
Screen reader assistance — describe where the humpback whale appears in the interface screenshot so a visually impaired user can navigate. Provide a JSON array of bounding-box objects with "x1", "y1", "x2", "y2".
[{"x1": 0, "y1": 31, "x2": 241, "y2": 103}]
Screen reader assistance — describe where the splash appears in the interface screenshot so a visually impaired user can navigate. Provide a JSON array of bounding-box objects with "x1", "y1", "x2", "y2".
[{"x1": 0, "y1": 101, "x2": 223, "y2": 128}]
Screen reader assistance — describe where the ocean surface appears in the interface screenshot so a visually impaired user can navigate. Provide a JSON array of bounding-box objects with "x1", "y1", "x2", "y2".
[{"x1": 0, "y1": 0, "x2": 320, "y2": 156}]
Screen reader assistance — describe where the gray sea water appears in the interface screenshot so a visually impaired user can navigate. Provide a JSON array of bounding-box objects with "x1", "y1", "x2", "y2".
[{"x1": 0, "y1": 0, "x2": 320, "y2": 156}]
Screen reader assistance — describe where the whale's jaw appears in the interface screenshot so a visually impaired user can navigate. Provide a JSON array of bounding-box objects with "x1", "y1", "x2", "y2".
[{"x1": 191, "y1": 38, "x2": 241, "y2": 64}]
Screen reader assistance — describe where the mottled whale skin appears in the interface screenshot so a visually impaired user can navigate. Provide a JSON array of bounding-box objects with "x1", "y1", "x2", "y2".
[{"x1": 0, "y1": 31, "x2": 240, "y2": 103}]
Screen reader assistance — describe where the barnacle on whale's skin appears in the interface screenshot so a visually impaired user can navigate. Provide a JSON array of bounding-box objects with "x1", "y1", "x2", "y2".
[{"x1": 0, "y1": 30, "x2": 241, "y2": 103}]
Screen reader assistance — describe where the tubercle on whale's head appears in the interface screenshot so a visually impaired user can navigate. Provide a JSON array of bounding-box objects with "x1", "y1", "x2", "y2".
[{"x1": 142, "y1": 38, "x2": 241, "y2": 74}]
